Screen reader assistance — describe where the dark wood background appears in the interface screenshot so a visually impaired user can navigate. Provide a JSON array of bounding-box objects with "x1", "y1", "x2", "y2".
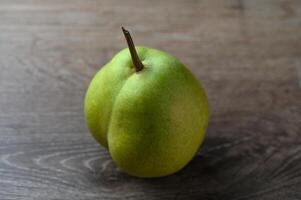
[{"x1": 1, "y1": 0, "x2": 301, "y2": 199}]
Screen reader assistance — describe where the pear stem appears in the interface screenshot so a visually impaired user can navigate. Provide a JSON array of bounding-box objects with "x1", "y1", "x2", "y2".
[{"x1": 122, "y1": 27, "x2": 144, "y2": 72}]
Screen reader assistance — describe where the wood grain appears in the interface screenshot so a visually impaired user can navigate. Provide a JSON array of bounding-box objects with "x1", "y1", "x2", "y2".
[{"x1": 0, "y1": 0, "x2": 301, "y2": 199}]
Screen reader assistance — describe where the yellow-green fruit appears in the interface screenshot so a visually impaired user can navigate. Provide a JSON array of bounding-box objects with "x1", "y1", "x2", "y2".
[{"x1": 84, "y1": 29, "x2": 209, "y2": 178}]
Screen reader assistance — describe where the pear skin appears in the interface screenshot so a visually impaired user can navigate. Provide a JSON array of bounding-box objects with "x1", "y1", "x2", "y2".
[{"x1": 84, "y1": 28, "x2": 209, "y2": 177}]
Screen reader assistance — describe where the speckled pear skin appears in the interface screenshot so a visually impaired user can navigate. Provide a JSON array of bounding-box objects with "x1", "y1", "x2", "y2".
[{"x1": 84, "y1": 46, "x2": 209, "y2": 177}]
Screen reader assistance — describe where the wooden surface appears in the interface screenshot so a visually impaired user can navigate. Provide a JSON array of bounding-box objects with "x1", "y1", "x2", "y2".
[{"x1": 1, "y1": 0, "x2": 301, "y2": 199}]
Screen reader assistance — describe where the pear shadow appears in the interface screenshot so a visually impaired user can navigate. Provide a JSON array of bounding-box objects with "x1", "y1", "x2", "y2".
[
  {"x1": 132, "y1": 136, "x2": 248, "y2": 200},
  {"x1": 90, "y1": 132, "x2": 255, "y2": 200}
]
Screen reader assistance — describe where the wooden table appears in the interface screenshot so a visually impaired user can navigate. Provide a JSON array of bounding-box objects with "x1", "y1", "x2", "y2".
[{"x1": 1, "y1": 0, "x2": 301, "y2": 199}]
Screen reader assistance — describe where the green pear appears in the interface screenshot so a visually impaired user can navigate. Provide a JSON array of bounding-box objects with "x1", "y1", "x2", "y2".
[{"x1": 84, "y1": 27, "x2": 209, "y2": 177}]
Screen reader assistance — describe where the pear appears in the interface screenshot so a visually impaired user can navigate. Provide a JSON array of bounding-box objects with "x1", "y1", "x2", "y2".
[{"x1": 84, "y1": 27, "x2": 209, "y2": 177}]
